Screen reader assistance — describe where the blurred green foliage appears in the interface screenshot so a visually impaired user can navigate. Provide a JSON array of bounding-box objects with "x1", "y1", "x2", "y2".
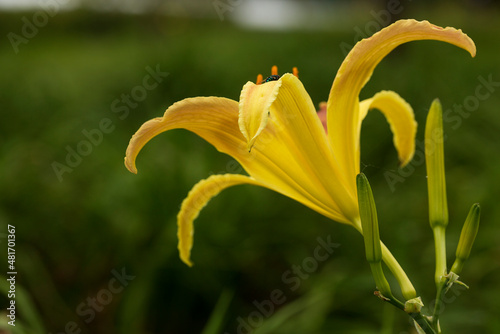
[{"x1": 0, "y1": 3, "x2": 499, "y2": 333}]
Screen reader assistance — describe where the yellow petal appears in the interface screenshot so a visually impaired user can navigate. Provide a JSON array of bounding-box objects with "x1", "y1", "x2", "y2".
[
  {"x1": 177, "y1": 174, "x2": 261, "y2": 266},
  {"x1": 125, "y1": 77, "x2": 358, "y2": 227},
  {"x1": 243, "y1": 73, "x2": 358, "y2": 225},
  {"x1": 358, "y1": 91, "x2": 417, "y2": 167},
  {"x1": 239, "y1": 80, "x2": 281, "y2": 151},
  {"x1": 327, "y1": 19, "x2": 476, "y2": 188},
  {"x1": 124, "y1": 97, "x2": 244, "y2": 174}
]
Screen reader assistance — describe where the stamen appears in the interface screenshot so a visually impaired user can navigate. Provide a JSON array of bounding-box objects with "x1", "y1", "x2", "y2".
[
  {"x1": 271, "y1": 65, "x2": 278, "y2": 76},
  {"x1": 293, "y1": 67, "x2": 299, "y2": 78},
  {"x1": 256, "y1": 74, "x2": 263, "y2": 84}
]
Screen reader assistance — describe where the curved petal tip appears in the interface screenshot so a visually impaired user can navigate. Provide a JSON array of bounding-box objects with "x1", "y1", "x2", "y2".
[
  {"x1": 124, "y1": 157, "x2": 138, "y2": 174},
  {"x1": 398, "y1": 19, "x2": 476, "y2": 57},
  {"x1": 124, "y1": 117, "x2": 164, "y2": 175}
]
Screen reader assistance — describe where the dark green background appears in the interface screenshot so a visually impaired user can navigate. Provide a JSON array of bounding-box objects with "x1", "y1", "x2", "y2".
[{"x1": 0, "y1": 1, "x2": 499, "y2": 333}]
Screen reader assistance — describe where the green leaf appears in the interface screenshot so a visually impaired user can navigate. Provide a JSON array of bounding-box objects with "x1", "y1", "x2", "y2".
[{"x1": 201, "y1": 289, "x2": 234, "y2": 334}]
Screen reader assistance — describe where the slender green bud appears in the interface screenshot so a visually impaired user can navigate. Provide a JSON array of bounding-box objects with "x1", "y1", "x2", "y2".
[
  {"x1": 357, "y1": 173, "x2": 381, "y2": 263},
  {"x1": 451, "y1": 203, "x2": 481, "y2": 274},
  {"x1": 357, "y1": 173, "x2": 391, "y2": 296},
  {"x1": 426, "y1": 99, "x2": 449, "y2": 284},
  {"x1": 425, "y1": 99, "x2": 448, "y2": 229}
]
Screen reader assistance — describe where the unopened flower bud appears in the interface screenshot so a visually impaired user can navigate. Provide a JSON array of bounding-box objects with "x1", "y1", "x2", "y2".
[{"x1": 451, "y1": 203, "x2": 481, "y2": 274}]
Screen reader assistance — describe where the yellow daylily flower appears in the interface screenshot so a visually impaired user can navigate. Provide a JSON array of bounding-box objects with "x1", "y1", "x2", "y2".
[{"x1": 125, "y1": 19, "x2": 475, "y2": 281}]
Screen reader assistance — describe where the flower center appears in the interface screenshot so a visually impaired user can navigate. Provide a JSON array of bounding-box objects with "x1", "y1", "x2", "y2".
[{"x1": 256, "y1": 65, "x2": 299, "y2": 84}]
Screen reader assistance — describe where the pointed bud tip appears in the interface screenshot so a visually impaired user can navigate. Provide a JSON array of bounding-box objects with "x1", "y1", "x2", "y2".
[{"x1": 356, "y1": 172, "x2": 368, "y2": 186}]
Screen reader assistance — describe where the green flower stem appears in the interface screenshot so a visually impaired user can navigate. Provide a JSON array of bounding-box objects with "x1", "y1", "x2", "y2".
[
  {"x1": 431, "y1": 224, "x2": 447, "y2": 332},
  {"x1": 431, "y1": 227, "x2": 447, "y2": 332},
  {"x1": 353, "y1": 223, "x2": 408, "y2": 309},
  {"x1": 369, "y1": 262, "x2": 405, "y2": 310},
  {"x1": 381, "y1": 242, "x2": 417, "y2": 300},
  {"x1": 431, "y1": 281, "x2": 446, "y2": 333},
  {"x1": 409, "y1": 312, "x2": 437, "y2": 334},
  {"x1": 384, "y1": 293, "x2": 406, "y2": 310},
  {"x1": 433, "y1": 226, "x2": 447, "y2": 285},
  {"x1": 369, "y1": 262, "x2": 392, "y2": 296}
]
